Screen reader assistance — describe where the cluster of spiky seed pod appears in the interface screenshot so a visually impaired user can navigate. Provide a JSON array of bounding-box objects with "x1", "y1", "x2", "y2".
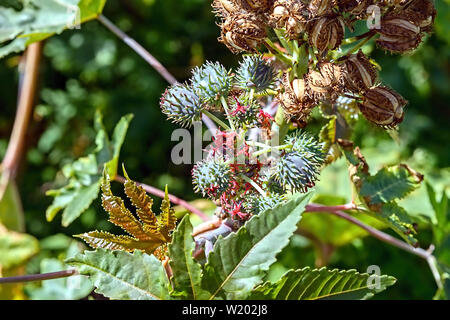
[
  {"x1": 190, "y1": 130, "x2": 325, "y2": 220},
  {"x1": 158, "y1": 0, "x2": 436, "y2": 221},
  {"x1": 160, "y1": 56, "x2": 275, "y2": 128}
]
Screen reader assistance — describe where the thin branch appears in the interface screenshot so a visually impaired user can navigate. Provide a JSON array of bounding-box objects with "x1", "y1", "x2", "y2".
[
  {"x1": 0, "y1": 42, "x2": 42, "y2": 201},
  {"x1": 96, "y1": 14, "x2": 217, "y2": 134},
  {"x1": 113, "y1": 175, "x2": 210, "y2": 222},
  {"x1": 97, "y1": 14, "x2": 177, "y2": 85},
  {"x1": 303, "y1": 204, "x2": 443, "y2": 289},
  {"x1": 311, "y1": 209, "x2": 431, "y2": 260},
  {"x1": 305, "y1": 203, "x2": 358, "y2": 212},
  {"x1": 0, "y1": 270, "x2": 77, "y2": 284}
]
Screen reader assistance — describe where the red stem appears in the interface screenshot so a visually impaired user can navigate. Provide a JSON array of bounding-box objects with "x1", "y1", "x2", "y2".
[{"x1": 0, "y1": 270, "x2": 77, "y2": 284}]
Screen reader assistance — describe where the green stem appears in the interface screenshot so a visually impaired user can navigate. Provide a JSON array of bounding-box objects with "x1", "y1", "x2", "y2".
[
  {"x1": 292, "y1": 43, "x2": 309, "y2": 78},
  {"x1": 271, "y1": 107, "x2": 290, "y2": 148},
  {"x1": 342, "y1": 32, "x2": 378, "y2": 57},
  {"x1": 264, "y1": 39, "x2": 292, "y2": 65},
  {"x1": 249, "y1": 88, "x2": 255, "y2": 104},
  {"x1": 220, "y1": 96, "x2": 236, "y2": 131},
  {"x1": 251, "y1": 144, "x2": 291, "y2": 157},
  {"x1": 202, "y1": 110, "x2": 230, "y2": 131},
  {"x1": 240, "y1": 174, "x2": 266, "y2": 197}
]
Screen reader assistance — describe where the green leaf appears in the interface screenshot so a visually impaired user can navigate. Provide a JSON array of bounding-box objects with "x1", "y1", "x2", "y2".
[
  {"x1": 46, "y1": 112, "x2": 132, "y2": 226},
  {"x1": 66, "y1": 249, "x2": 171, "y2": 300},
  {"x1": 78, "y1": 0, "x2": 107, "y2": 22},
  {"x1": 0, "y1": 224, "x2": 39, "y2": 269},
  {"x1": 0, "y1": 0, "x2": 108, "y2": 58},
  {"x1": 61, "y1": 180, "x2": 101, "y2": 227},
  {"x1": 202, "y1": 192, "x2": 313, "y2": 300},
  {"x1": 26, "y1": 258, "x2": 94, "y2": 300},
  {"x1": 360, "y1": 165, "x2": 423, "y2": 204},
  {"x1": 339, "y1": 142, "x2": 420, "y2": 246},
  {"x1": 105, "y1": 114, "x2": 134, "y2": 177},
  {"x1": 249, "y1": 267, "x2": 396, "y2": 300},
  {"x1": 426, "y1": 183, "x2": 449, "y2": 228},
  {"x1": 0, "y1": 179, "x2": 24, "y2": 232},
  {"x1": 168, "y1": 215, "x2": 210, "y2": 300}
]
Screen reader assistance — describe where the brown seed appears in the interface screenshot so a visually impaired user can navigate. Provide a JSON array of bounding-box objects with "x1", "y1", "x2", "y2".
[
  {"x1": 376, "y1": 15, "x2": 423, "y2": 53},
  {"x1": 358, "y1": 85, "x2": 407, "y2": 127},
  {"x1": 308, "y1": 0, "x2": 334, "y2": 17},
  {"x1": 307, "y1": 62, "x2": 344, "y2": 102},
  {"x1": 337, "y1": 0, "x2": 374, "y2": 18},
  {"x1": 269, "y1": 0, "x2": 308, "y2": 39},
  {"x1": 212, "y1": 0, "x2": 241, "y2": 19},
  {"x1": 308, "y1": 16, "x2": 345, "y2": 53},
  {"x1": 403, "y1": 0, "x2": 436, "y2": 31},
  {"x1": 342, "y1": 50, "x2": 378, "y2": 93},
  {"x1": 279, "y1": 73, "x2": 317, "y2": 127},
  {"x1": 241, "y1": 0, "x2": 274, "y2": 13},
  {"x1": 219, "y1": 13, "x2": 267, "y2": 54}
]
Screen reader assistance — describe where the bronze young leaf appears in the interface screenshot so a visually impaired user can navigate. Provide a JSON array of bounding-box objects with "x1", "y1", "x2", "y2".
[{"x1": 76, "y1": 168, "x2": 177, "y2": 260}]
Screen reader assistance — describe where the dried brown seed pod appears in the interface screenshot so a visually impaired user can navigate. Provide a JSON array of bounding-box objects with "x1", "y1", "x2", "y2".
[
  {"x1": 376, "y1": 15, "x2": 422, "y2": 53},
  {"x1": 342, "y1": 50, "x2": 378, "y2": 93},
  {"x1": 358, "y1": 85, "x2": 407, "y2": 128},
  {"x1": 307, "y1": 62, "x2": 345, "y2": 102},
  {"x1": 241, "y1": 0, "x2": 274, "y2": 13},
  {"x1": 337, "y1": 0, "x2": 374, "y2": 18},
  {"x1": 219, "y1": 13, "x2": 267, "y2": 54},
  {"x1": 308, "y1": 0, "x2": 335, "y2": 17},
  {"x1": 403, "y1": 0, "x2": 436, "y2": 31},
  {"x1": 307, "y1": 16, "x2": 345, "y2": 53},
  {"x1": 278, "y1": 73, "x2": 317, "y2": 127},
  {"x1": 269, "y1": 0, "x2": 308, "y2": 39},
  {"x1": 212, "y1": 0, "x2": 241, "y2": 19}
]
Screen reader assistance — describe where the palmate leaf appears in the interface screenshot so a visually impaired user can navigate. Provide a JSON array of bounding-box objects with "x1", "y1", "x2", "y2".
[
  {"x1": 249, "y1": 267, "x2": 396, "y2": 300},
  {"x1": 76, "y1": 170, "x2": 177, "y2": 259},
  {"x1": 66, "y1": 249, "x2": 170, "y2": 300},
  {"x1": 202, "y1": 192, "x2": 313, "y2": 300},
  {"x1": 0, "y1": 0, "x2": 107, "y2": 58},
  {"x1": 339, "y1": 141, "x2": 421, "y2": 246},
  {"x1": 168, "y1": 215, "x2": 210, "y2": 300},
  {"x1": 46, "y1": 112, "x2": 133, "y2": 226}
]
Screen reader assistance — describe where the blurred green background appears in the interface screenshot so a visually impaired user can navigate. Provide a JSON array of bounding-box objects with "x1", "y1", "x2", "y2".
[{"x1": 0, "y1": 0, "x2": 449, "y2": 299}]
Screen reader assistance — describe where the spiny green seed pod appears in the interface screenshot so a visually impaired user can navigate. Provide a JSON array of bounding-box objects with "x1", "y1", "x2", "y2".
[
  {"x1": 244, "y1": 193, "x2": 286, "y2": 215},
  {"x1": 191, "y1": 61, "x2": 233, "y2": 105},
  {"x1": 192, "y1": 157, "x2": 232, "y2": 199},
  {"x1": 160, "y1": 83, "x2": 205, "y2": 127},
  {"x1": 284, "y1": 131, "x2": 325, "y2": 164},
  {"x1": 235, "y1": 55, "x2": 276, "y2": 93},
  {"x1": 273, "y1": 151, "x2": 323, "y2": 193}
]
